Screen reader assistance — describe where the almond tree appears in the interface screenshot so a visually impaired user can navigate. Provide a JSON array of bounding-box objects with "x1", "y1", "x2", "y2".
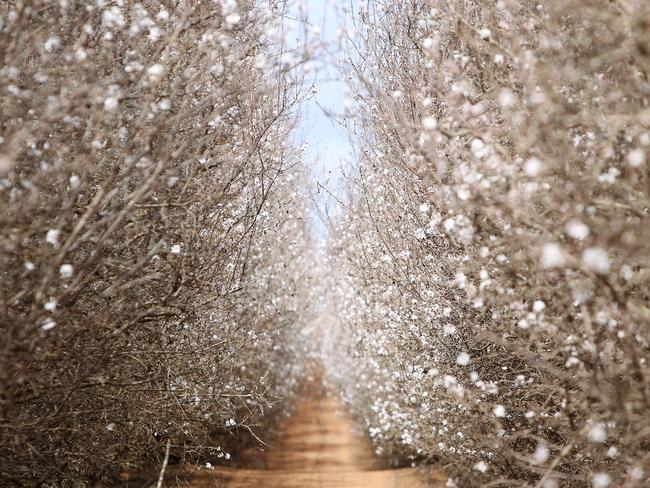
[
  {"x1": 0, "y1": 1, "x2": 312, "y2": 485},
  {"x1": 324, "y1": 1, "x2": 650, "y2": 486}
]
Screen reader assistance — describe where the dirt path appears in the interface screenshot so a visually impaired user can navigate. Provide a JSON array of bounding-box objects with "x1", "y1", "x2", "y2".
[{"x1": 179, "y1": 380, "x2": 445, "y2": 488}]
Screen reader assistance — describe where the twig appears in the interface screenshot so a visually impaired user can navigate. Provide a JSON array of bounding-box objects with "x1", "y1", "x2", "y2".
[{"x1": 155, "y1": 438, "x2": 172, "y2": 488}]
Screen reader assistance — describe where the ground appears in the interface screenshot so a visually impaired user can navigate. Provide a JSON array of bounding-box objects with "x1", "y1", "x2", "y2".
[{"x1": 124, "y1": 378, "x2": 445, "y2": 488}]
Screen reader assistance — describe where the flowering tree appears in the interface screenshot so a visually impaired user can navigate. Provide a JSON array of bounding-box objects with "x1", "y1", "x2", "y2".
[
  {"x1": 324, "y1": 0, "x2": 650, "y2": 486},
  {"x1": 0, "y1": 1, "x2": 313, "y2": 485}
]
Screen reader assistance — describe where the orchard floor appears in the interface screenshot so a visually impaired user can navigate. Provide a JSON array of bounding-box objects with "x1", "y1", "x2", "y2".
[{"x1": 127, "y1": 379, "x2": 445, "y2": 488}]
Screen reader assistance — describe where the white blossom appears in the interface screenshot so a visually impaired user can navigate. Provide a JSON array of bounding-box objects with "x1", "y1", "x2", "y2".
[
  {"x1": 41, "y1": 318, "x2": 56, "y2": 331},
  {"x1": 456, "y1": 352, "x2": 470, "y2": 366},
  {"x1": 44, "y1": 36, "x2": 61, "y2": 52},
  {"x1": 565, "y1": 219, "x2": 589, "y2": 240},
  {"x1": 532, "y1": 444, "x2": 549, "y2": 464},
  {"x1": 628, "y1": 467, "x2": 644, "y2": 481},
  {"x1": 498, "y1": 88, "x2": 515, "y2": 108},
  {"x1": 104, "y1": 97, "x2": 119, "y2": 112},
  {"x1": 46, "y1": 229, "x2": 60, "y2": 247},
  {"x1": 532, "y1": 300, "x2": 546, "y2": 313},
  {"x1": 473, "y1": 461, "x2": 488, "y2": 473},
  {"x1": 640, "y1": 133, "x2": 650, "y2": 146},
  {"x1": 592, "y1": 473, "x2": 611, "y2": 488},
  {"x1": 225, "y1": 12, "x2": 241, "y2": 27},
  {"x1": 582, "y1": 248, "x2": 610, "y2": 275},
  {"x1": 493, "y1": 405, "x2": 506, "y2": 417},
  {"x1": 147, "y1": 64, "x2": 165, "y2": 80},
  {"x1": 627, "y1": 148, "x2": 645, "y2": 167},
  {"x1": 60, "y1": 264, "x2": 74, "y2": 279},
  {"x1": 479, "y1": 28, "x2": 491, "y2": 40},
  {"x1": 540, "y1": 243, "x2": 566, "y2": 269},
  {"x1": 422, "y1": 116, "x2": 438, "y2": 130},
  {"x1": 588, "y1": 422, "x2": 607, "y2": 443},
  {"x1": 422, "y1": 38, "x2": 435, "y2": 50},
  {"x1": 75, "y1": 47, "x2": 87, "y2": 62},
  {"x1": 102, "y1": 6, "x2": 126, "y2": 29},
  {"x1": 524, "y1": 157, "x2": 544, "y2": 177}
]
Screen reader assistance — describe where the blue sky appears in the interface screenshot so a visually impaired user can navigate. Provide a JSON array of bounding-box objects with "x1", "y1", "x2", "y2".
[{"x1": 284, "y1": 0, "x2": 355, "y2": 238}]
